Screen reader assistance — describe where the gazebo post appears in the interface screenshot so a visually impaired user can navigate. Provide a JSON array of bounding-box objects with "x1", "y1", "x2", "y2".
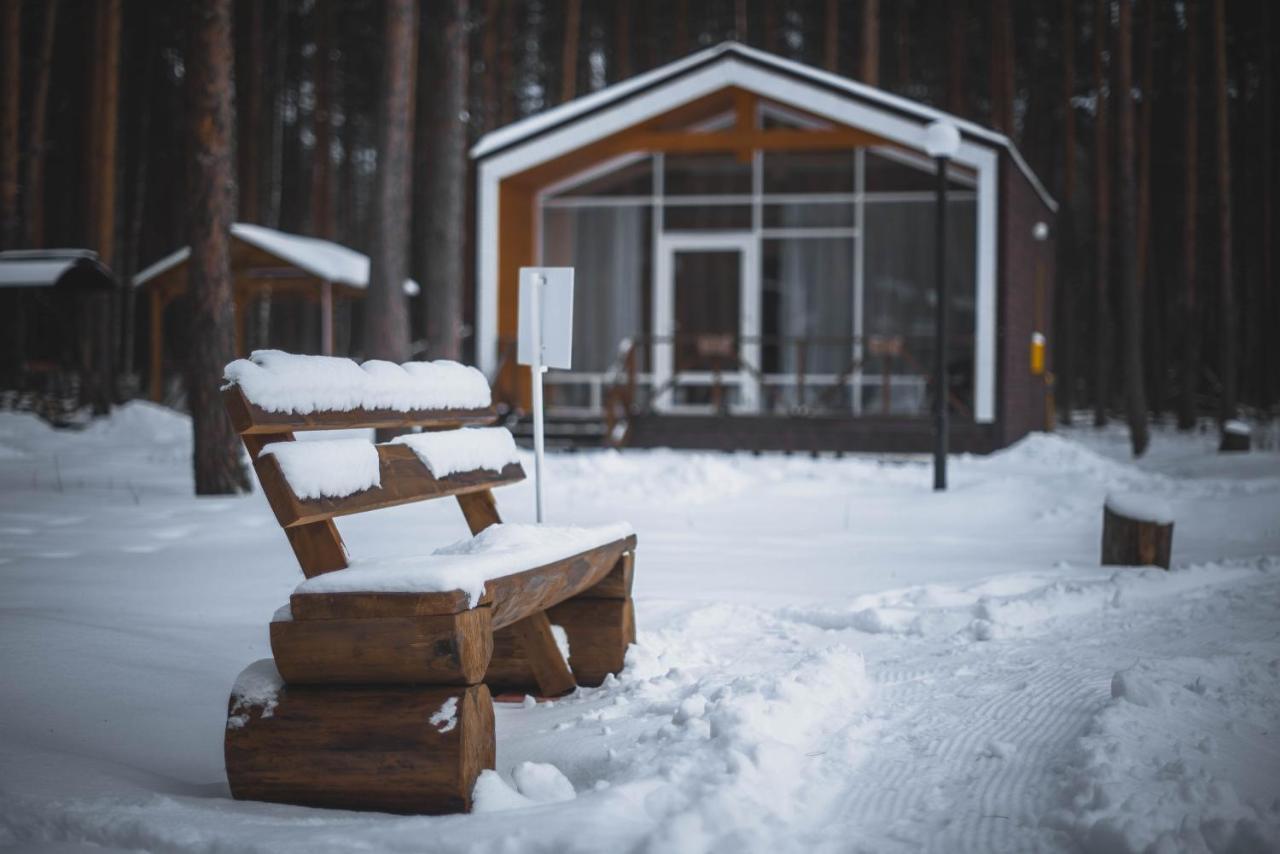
[
  {"x1": 320, "y1": 280, "x2": 334, "y2": 355},
  {"x1": 234, "y1": 294, "x2": 246, "y2": 356},
  {"x1": 149, "y1": 287, "x2": 165, "y2": 403}
]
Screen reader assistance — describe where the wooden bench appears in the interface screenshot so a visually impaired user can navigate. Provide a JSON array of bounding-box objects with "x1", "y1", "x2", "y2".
[{"x1": 219, "y1": 354, "x2": 637, "y2": 814}]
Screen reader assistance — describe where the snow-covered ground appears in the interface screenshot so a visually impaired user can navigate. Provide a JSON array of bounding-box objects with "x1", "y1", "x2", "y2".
[{"x1": 1, "y1": 404, "x2": 1277, "y2": 853}]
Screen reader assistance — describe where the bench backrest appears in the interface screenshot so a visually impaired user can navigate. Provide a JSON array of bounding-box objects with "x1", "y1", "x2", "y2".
[{"x1": 223, "y1": 351, "x2": 525, "y2": 578}]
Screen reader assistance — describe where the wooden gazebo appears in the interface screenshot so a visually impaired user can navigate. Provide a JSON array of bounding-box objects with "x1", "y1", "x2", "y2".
[{"x1": 134, "y1": 223, "x2": 418, "y2": 402}]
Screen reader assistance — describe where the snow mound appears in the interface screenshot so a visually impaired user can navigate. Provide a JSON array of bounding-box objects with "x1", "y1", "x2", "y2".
[
  {"x1": 223, "y1": 349, "x2": 491, "y2": 414},
  {"x1": 293, "y1": 521, "x2": 634, "y2": 604},
  {"x1": 259, "y1": 438, "x2": 380, "y2": 499},
  {"x1": 391, "y1": 427, "x2": 519, "y2": 477},
  {"x1": 1053, "y1": 656, "x2": 1280, "y2": 853}
]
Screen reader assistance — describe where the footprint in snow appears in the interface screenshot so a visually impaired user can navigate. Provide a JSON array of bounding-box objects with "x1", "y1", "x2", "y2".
[
  {"x1": 150, "y1": 528, "x2": 193, "y2": 541},
  {"x1": 120, "y1": 544, "x2": 163, "y2": 554},
  {"x1": 33, "y1": 551, "x2": 82, "y2": 559}
]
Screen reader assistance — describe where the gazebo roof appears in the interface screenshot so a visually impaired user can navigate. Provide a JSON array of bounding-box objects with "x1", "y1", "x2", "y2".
[
  {"x1": 134, "y1": 223, "x2": 419, "y2": 296},
  {"x1": 0, "y1": 249, "x2": 117, "y2": 291}
]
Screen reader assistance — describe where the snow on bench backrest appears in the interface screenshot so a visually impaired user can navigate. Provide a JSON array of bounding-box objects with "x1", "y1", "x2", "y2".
[
  {"x1": 253, "y1": 426, "x2": 525, "y2": 530},
  {"x1": 223, "y1": 350, "x2": 496, "y2": 433}
]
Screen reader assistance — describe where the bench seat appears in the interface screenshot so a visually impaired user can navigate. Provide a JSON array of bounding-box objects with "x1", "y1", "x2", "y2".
[{"x1": 291, "y1": 522, "x2": 635, "y2": 615}]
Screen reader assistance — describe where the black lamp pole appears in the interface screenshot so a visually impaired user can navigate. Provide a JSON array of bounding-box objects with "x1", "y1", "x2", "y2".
[{"x1": 933, "y1": 153, "x2": 949, "y2": 491}]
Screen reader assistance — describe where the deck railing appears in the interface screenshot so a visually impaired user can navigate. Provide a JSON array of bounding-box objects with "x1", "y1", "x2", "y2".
[{"x1": 494, "y1": 334, "x2": 974, "y2": 447}]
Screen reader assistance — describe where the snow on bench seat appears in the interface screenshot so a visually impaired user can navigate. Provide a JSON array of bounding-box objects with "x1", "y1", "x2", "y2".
[
  {"x1": 391, "y1": 427, "x2": 520, "y2": 478},
  {"x1": 223, "y1": 350, "x2": 491, "y2": 415},
  {"x1": 259, "y1": 438, "x2": 381, "y2": 500},
  {"x1": 292, "y1": 522, "x2": 635, "y2": 609}
]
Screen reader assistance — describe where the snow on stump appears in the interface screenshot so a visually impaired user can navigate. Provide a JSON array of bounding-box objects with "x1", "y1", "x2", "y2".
[
  {"x1": 1219, "y1": 420, "x2": 1251, "y2": 453},
  {"x1": 1101, "y1": 492, "x2": 1174, "y2": 570},
  {"x1": 225, "y1": 661, "x2": 495, "y2": 815}
]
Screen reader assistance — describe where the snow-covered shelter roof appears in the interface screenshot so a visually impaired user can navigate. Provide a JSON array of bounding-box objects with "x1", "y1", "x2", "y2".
[
  {"x1": 471, "y1": 41, "x2": 1056, "y2": 212},
  {"x1": 134, "y1": 223, "x2": 419, "y2": 295},
  {"x1": 0, "y1": 249, "x2": 117, "y2": 290}
]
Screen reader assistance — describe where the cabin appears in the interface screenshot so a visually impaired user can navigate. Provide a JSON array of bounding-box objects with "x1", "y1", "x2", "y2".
[
  {"x1": 471, "y1": 42, "x2": 1056, "y2": 453},
  {"x1": 135, "y1": 223, "x2": 418, "y2": 404},
  {"x1": 0, "y1": 249, "x2": 119, "y2": 423}
]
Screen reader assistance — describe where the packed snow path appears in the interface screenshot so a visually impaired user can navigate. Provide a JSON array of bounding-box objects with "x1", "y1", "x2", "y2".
[{"x1": 0, "y1": 404, "x2": 1277, "y2": 853}]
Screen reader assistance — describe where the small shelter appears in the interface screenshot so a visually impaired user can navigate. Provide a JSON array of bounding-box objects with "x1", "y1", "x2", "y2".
[
  {"x1": 471, "y1": 42, "x2": 1057, "y2": 453},
  {"x1": 0, "y1": 249, "x2": 119, "y2": 422},
  {"x1": 135, "y1": 223, "x2": 418, "y2": 402}
]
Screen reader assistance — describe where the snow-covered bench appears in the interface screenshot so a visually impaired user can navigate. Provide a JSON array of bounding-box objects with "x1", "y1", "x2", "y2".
[{"x1": 220, "y1": 351, "x2": 637, "y2": 814}]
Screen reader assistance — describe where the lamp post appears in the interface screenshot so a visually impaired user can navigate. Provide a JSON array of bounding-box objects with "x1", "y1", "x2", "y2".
[{"x1": 924, "y1": 121, "x2": 961, "y2": 491}]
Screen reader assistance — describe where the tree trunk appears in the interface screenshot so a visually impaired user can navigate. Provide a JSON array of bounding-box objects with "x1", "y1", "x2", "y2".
[
  {"x1": 240, "y1": 0, "x2": 264, "y2": 224},
  {"x1": 483, "y1": 0, "x2": 501, "y2": 127},
  {"x1": 422, "y1": 0, "x2": 468, "y2": 362},
  {"x1": 735, "y1": 0, "x2": 748, "y2": 43},
  {"x1": 363, "y1": 0, "x2": 417, "y2": 368},
  {"x1": 562, "y1": 0, "x2": 580, "y2": 102},
  {"x1": 1117, "y1": 0, "x2": 1149, "y2": 456},
  {"x1": 1264, "y1": 1, "x2": 1275, "y2": 410},
  {"x1": 614, "y1": 0, "x2": 632, "y2": 80},
  {"x1": 310, "y1": 0, "x2": 336, "y2": 238},
  {"x1": 186, "y1": 0, "x2": 250, "y2": 495},
  {"x1": 1212, "y1": 0, "x2": 1236, "y2": 421},
  {"x1": 1135, "y1": 0, "x2": 1154, "y2": 287},
  {"x1": 947, "y1": 0, "x2": 966, "y2": 116},
  {"x1": 860, "y1": 0, "x2": 879, "y2": 86},
  {"x1": 1092, "y1": 0, "x2": 1110, "y2": 427},
  {"x1": 25, "y1": 0, "x2": 59, "y2": 248},
  {"x1": 1178, "y1": 0, "x2": 1200, "y2": 430},
  {"x1": 990, "y1": 0, "x2": 1014, "y2": 135},
  {"x1": 1056, "y1": 0, "x2": 1076, "y2": 424},
  {"x1": 95, "y1": 0, "x2": 121, "y2": 266},
  {"x1": 675, "y1": 0, "x2": 688, "y2": 58},
  {"x1": 824, "y1": 0, "x2": 838, "y2": 73},
  {"x1": 1, "y1": 0, "x2": 20, "y2": 249}
]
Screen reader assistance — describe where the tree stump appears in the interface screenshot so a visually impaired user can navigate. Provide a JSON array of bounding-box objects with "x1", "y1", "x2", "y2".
[
  {"x1": 1219, "y1": 420, "x2": 1251, "y2": 452},
  {"x1": 1101, "y1": 494, "x2": 1174, "y2": 569}
]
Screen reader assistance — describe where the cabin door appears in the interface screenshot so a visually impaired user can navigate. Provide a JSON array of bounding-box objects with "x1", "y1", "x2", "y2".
[{"x1": 653, "y1": 234, "x2": 760, "y2": 412}]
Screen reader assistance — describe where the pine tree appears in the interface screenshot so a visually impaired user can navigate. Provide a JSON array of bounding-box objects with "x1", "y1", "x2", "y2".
[{"x1": 185, "y1": 0, "x2": 250, "y2": 495}]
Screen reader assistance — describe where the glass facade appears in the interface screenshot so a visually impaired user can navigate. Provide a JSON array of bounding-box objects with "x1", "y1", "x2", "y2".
[{"x1": 538, "y1": 120, "x2": 978, "y2": 417}]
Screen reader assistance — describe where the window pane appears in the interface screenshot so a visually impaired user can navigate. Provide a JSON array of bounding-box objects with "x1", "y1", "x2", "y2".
[
  {"x1": 541, "y1": 206, "x2": 652, "y2": 371},
  {"x1": 763, "y1": 150, "x2": 854, "y2": 194},
  {"x1": 663, "y1": 152, "x2": 752, "y2": 195},
  {"x1": 762, "y1": 203, "x2": 854, "y2": 229},
  {"x1": 761, "y1": 237, "x2": 854, "y2": 380},
  {"x1": 663, "y1": 205, "x2": 752, "y2": 231},
  {"x1": 551, "y1": 157, "x2": 652, "y2": 197},
  {"x1": 861, "y1": 198, "x2": 977, "y2": 415}
]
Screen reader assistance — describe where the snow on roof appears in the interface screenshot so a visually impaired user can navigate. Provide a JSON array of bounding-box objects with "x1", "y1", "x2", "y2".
[
  {"x1": 471, "y1": 41, "x2": 1056, "y2": 212},
  {"x1": 0, "y1": 249, "x2": 116, "y2": 290},
  {"x1": 133, "y1": 223, "x2": 419, "y2": 295}
]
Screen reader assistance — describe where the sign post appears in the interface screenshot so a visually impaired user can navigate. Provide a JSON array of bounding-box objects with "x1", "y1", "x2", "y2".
[{"x1": 518, "y1": 267, "x2": 574, "y2": 523}]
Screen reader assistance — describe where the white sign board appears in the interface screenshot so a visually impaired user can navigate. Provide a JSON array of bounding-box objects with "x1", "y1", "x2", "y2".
[{"x1": 517, "y1": 267, "x2": 574, "y2": 370}]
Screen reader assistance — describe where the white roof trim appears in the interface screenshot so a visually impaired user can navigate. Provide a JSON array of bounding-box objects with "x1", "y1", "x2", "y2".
[
  {"x1": 471, "y1": 41, "x2": 1056, "y2": 213},
  {"x1": 134, "y1": 223, "x2": 420, "y2": 295}
]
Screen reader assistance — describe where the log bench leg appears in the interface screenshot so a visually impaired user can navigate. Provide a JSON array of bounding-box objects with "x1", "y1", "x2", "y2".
[
  {"x1": 545, "y1": 549, "x2": 637, "y2": 687},
  {"x1": 225, "y1": 667, "x2": 494, "y2": 815},
  {"x1": 547, "y1": 598, "x2": 635, "y2": 687}
]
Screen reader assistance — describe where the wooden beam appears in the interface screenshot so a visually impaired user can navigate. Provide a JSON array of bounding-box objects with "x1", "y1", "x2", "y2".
[
  {"x1": 289, "y1": 536, "x2": 636, "y2": 628},
  {"x1": 602, "y1": 127, "x2": 891, "y2": 155},
  {"x1": 253, "y1": 445, "x2": 525, "y2": 529},
  {"x1": 225, "y1": 681, "x2": 494, "y2": 815},
  {"x1": 319, "y1": 280, "x2": 334, "y2": 355},
  {"x1": 509, "y1": 611, "x2": 577, "y2": 696},
  {"x1": 456, "y1": 489, "x2": 502, "y2": 535},
  {"x1": 270, "y1": 606, "x2": 494, "y2": 684},
  {"x1": 149, "y1": 288, "x2": 164, "y2": 402},
  {"x1": 223, "y1": 385, "x2": 498, "y2": 434}
]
